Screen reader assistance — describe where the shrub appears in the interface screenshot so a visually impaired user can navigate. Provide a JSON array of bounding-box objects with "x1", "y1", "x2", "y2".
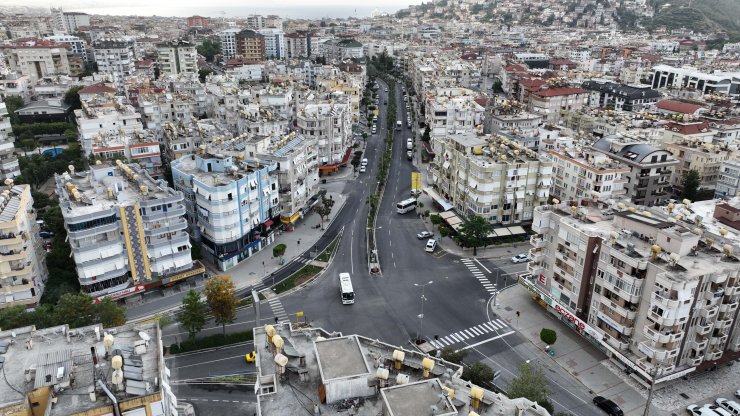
[
  {"x1": 540, "y1": 328, "x2": 557, "y2": 345},
  {"x1": 430, "y1": 214, "x2": 442, "y2": 225},
  {"x1": 440, "y1": 347, "x2": 467, "y2": 364},
  {"x1": 272, "y1": 244, "x2": 287, "y2": 258}
]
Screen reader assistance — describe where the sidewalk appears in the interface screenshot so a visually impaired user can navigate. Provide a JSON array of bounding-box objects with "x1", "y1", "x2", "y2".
[{"x1": 226, "y1": 190, "x2": 347, "y2": 291}]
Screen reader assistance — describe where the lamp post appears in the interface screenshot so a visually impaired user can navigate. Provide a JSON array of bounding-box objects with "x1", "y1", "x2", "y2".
[{"x1": 414, "y1": 280, "x2": 433, "y2": 344}]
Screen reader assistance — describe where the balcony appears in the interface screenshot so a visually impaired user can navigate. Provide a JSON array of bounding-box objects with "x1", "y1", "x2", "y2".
[
  {"x1": 652, "y1": 292, "x2": 681, "y2": 310},
  {"x1": 530, "y1": 235, "x2": 547, "y2": 248},
  {"x1": 690, "y1": 337, "x2": 708, "y2": 351},
  {"x1": 529, "y1": 248, "x2": 545, "y2": 263},
  {"x1": 638, "y1": 341, "x2": 679, "y2": 362},
  {"x1": 725, "y1": 286, "x2": 739, "y2": 296},
  {"x1": 720, "y1": 301, "x2": 738, "y2": 313},
  {"x1": 604, "y1": 334, "x2": 630, "y2": 351},
  {"x1": 688, "y1": 356, "x2": 703, "y2": 366},
  {"x1": 709, "y1": 334, "x2": 728, "y2": 347},
  {"x1": 527, "y1": 262, "x2": 544, "y2": 276},
  {"x1": 695, "y1": 322, "x2": 712, "y2": 335},
  {"x1": 643, "y1": 326, "x2": 683, "y2": 344},
  {"x1": 714, "y1": 318, "x2": 733, "y2": 330},
  {"x1": 709, "y1": 273, "x2": 728, "y2": 284},
  {"x1": 706, "y1": 350, "x2": 723, "y2": 361},
  {"x1": 699, "y1": 304, "x2": 719, "y2": 320}
]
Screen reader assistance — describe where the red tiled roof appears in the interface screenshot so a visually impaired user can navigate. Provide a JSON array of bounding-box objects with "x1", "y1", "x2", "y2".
[
  {"x1": 474, "y1": 97, "x2": 488, "y2": 106},
  {"x1": 663, "y1": 121, "x2": 712, "y2": 135},
  {"x1": 504, "y1": 64, "x2": 527, "y2": 72},
  {"x1": 520, "y1": 78, "x2": 546, "y2": 90},
  {"x1": 550, "y1": 58, "x2": 576, "y2": 66},
  {"x1": 79, "y1": 83, "x2": 116, "y2": 94},
  {"x1": 656, "y1": 99, "x2": 702, "y2": 114},
  {"x1": 529, "y1": 86, "x2": 587, "y2": 97}
]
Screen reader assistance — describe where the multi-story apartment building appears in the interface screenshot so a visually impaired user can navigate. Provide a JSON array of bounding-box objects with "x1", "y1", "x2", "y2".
[
  {"x1": 56, "y1": 161, "x2": 195, "y2": 298},
  {"x1": 296, "y1": 100, "x2": 352, "y2": 170},
  {"x1": 171, "y1": 139, "x2": 280, "y2": 271},
  {"x1": 257, "y1": 28, "x2": 285, "y2": 59},
  {"x1": 0, "y1": 102, "x2": 19, "y2": 180},
  {"x1": 235, "y1": 29, "x2": 266, "y2": 63},
  {"x1": 139, "y1": 91, "x2": 199, "y2": 137},
  {"x1": 90, "y1": 132, "x2": 163, "y2": 179},
  {"x1": 1, "y1": 39, "x2": 73, "y2": 83},
  {"x1": 285, "y1": 31, "x2": 312, "y2": 58},
  {"x1": 548, "y1": 146, "x2": 629, "y2": 203},
  {"x1": 51, "y1": 9, "x2": 90, "y2": 33},
  {"x1": 187, "y1": 15, "x2": 209, "y2": 29},
  {"x1": 219, "y1": 28, "x2": 242, "y2": 60},
  {"x1": 424, "y1": 88, "x2": 485, "y2": 137},
  {"x1": 93, "y1": 38, "x2": 136, "y2": 94},
  {"x1": 664, "y1": 136, "x2": 733, "y2": 194},
  {"x1": 591, "y1": 136, "x2": 677, "y2": 207},
  {"x1": 651, "y1": 65, "x2": 740, "y2": 98},
  {"x1": 157, "y1": 40, "x2": 198, "y2": 75},
  {"x1": 75, "y1": 97, "x2": 144, "y2": 156},
  {"x1": 0, "y1": 183, "x2": 48, "y2": 309},
  {"x1": 320, "y1": 39, "x2": 364, "y2": 62},
  {"x1": 715, "y1": 160, "x2": 740, "y2": 198},
  {"x1": 245, "y1": 132, "x2": 319, "y2": 225},
  {"x1": 526, "y1": 200, "x2": 740, "y2": 385},
  {"x1": 523, "y1": 84, "x2": 589, "y2": 124},
  {"x1": 44, "y1": 34, "x2": 88, "y2": 62},
  {"x1": 429, "y1": 133, "x2": 553, "y2": 226},
  {"x1": 581, "y1": 80, "x2": 661, "y2": 112}
]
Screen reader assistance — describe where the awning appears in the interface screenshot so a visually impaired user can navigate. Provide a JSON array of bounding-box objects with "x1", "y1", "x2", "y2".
[
  {"x1": 494, "y1": 228, "x2": 512, "y2": 237},
  {"x1": 264, "y1": 219, "x2": 274, "y2": 228},
  {"x1": 508, "y1": 226, "x2": 526, "y2": 235},
  {"x1": 281, "y1": 212, "x2": 301, "y2": 224},
  {"x1": 423, "y1": 187, "x2": 453, "y2": 212},
  {"x1": 340, "y1": 147, "x2": 352, "y2": 166},
  {"x1": 319, "y1": 164, "x2": 339, "y2": 172}
]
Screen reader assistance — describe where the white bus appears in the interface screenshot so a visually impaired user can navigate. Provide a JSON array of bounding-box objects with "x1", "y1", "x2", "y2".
[
  {"x1": 339, "y1": 273, "x2": 354, "y2": 304},
  {"x1": 396, "y1": 198, "x2": 417, "y2": 214}
]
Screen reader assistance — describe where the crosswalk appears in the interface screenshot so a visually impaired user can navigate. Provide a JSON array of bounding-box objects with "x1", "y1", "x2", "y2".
[
  {"x1": 293, "y1": 257, "x2": 312, "y2": 265},
  {"x1": 267, "y1": 298, "x2": 289, "y2": 322},
  {"x1": 428, "y1": 319, "x2": 512, "y2": 350},
  {"x1": 460, "y1": 258, "x2": 496, "y2": 294}
]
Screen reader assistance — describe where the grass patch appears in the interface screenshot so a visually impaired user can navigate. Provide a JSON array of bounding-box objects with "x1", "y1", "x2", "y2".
[
  {"x1": 316, "y1": 239, "x2": 339, "y2": 262},
  {"x1": 169, "y1": 330, "x2": 254, "y2": 354},
  {"x1": 273, "y1": 265, "x2": 323, "y2": 294}
]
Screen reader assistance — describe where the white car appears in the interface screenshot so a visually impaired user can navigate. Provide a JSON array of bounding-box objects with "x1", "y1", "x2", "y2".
[
  {"x1": 417, "y1": 231, "x2": 432, "y2": 240},
  {"x1": 359, "y1": 166, "x2": 366, "y2": 173},
  {"x1": 717, "y1": 399, "x2": 740, "y2": 415},
  {"x1": 511, "y1": 253, "x2": 529, "y2": 263},
  {"x1": 425, "y1": 239, "x2": 437, "y2": 253},
  {"x1": 737, "y1": 390, "x2": 740, "y2": 400}
]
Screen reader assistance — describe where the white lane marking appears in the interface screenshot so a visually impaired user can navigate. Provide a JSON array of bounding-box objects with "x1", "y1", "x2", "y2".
[
  {"x1": 474, "y1": 258, "x2": 492, "y2": 273},
  {"x1": 469, "y1": 327, "x2": 483, "y2": 336},
  {"x1": 455, "y1": 331, "x2": 516, "y2": 351},
  {"x1": 482, "y1": 322, "x2": 497, "y2": 331},
  {"x1": 474, "y1": 324, "x2": 490, "y2": 333},
  {"x1": 456, "y1": 331, "x2": 469, "y2": 340},
  {"x1": 451, "y1": 333, "x2": 464, "y2": 342}
]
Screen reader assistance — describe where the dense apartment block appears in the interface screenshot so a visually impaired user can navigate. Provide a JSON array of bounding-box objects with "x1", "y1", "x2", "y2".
[
  {"x1": 663, "y1": 128, "x2": 734, "y2": 194},
  {"x1": 44, "y1": 34, "x2": 88, "y2": 62},
  {"x1": 285, "y1": 31, "x2": 312, "y2": 58},
  {"x1": 296, "y1": 99, "x2": 352, "y2": 170},
  {"x1": 0, "y1": 184, "x2": 48, "y2": 309},
  {"x1": 0, "y1": 102, "x2": 19, "y2": 180},
  {"x1": 75, "y1": 97, "x2": 144, "y2": 156},
  {"x1": 429, "y1": 133, "x2": 552, "y2": 226},
  {"x1": 55, "y1": 161, "x2": 195, "y2": 299},
  {"x1": 257, "y1": 28, "x2": 285, "y2": 59},
  {"x1": 424, "y1": 88, "x2": 485, "y2": 136},
  {"x1": 526, "y1": 200, "x2": 740, "y2": 385},
  {"x1": 171, "y1": 138, "x2": 280, "y2": 271},
  {"x1": 547, "y1": 146, "x2": 629, "y2": 202},
  {"x1": 581, "y1": 80, "x2": 661, "y2": 112},
  {"x1": 235, "y1": 29, "x2": 266, "y2": 63},
  {"x1": 157, "y1": 40, "x2": 198, "y2": 75},
  {"x1": 715, "y1": 159, "x2": 740, "y2": 198},
  {"x1": 219, "y1": 28, "x2": 241, "y2": 60},
  {"x1": 651, "y1": 65, "x2": 740, "y2": 98},
  {"x1": 93, "y1": 38, "x2": 136, "y2": 94},
  {"x1": 1, "y1": 39, "x2": 73, "y2": 82},
  {"x1": 523, "y1": 84, "x2": 589, "y2": 123}
]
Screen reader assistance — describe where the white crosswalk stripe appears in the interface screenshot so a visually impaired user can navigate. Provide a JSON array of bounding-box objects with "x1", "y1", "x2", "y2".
[
  {"x1": 267, "y1": 298, "x2": 289, "y2": 322},
  {"x1": 427, "y1": 319, "x2": 514, "y2": 350}
]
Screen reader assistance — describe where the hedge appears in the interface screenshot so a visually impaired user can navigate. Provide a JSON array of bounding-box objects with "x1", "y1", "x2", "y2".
[
  {"x1": 169, "y1": 330, "x2": 254, "y2": 354},
  {"x1": 13, "y1": 122, "x2": 74, "y2": 137}
]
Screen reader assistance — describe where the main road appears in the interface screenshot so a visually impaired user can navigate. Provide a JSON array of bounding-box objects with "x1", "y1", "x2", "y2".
[{"x1": 161, "y1": 79, "x2": 601, "y2": 415}]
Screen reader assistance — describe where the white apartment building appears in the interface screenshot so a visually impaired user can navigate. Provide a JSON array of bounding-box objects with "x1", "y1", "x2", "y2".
[
  {"x1": 75, "y1": 98, "x2": 144, "y2": 156},
  {"x1": 1, "y1": 40, "x2": 73, "y2": 83},
  {"x1": 139, "y1": 92, "x2": 199, "y2": 137},
  {"x1": 93, "y1": 38, "x2": 136, "y2": 94},
  {"x1": 651, "y1": 65, "x2": 740, "y2": 98},
  {"x1": 51, "y1": 9, "x2": 90, "y2": 33},
  {"x1": 171, "y1": 139, "x2": 279, "y2": 271},
  {"x1": 296, "y1": 100, "x2": 352, "y2": 168},
  {"x1": 425, "y1": 88, "x2": 485, "y2": 137},
  {"x1": 0, "y1": 183, "x2": 48, "y2": 309},
  {"x1": 44, "y1": 34, "x2": 88, "y2": 62},
  {"x1": 219, "y1": 28, "x2": 242, "y2": 60},
  {"x1": 157, "y1": 40, "x2": 198, "y2": 75},
  {"x1": 245, "y1": 132, "x2": 319, "y2": 224},
  {"x1": 257, "y1": 28, "x2": 285, "y2": 59},
  {"x1": 90, "y1": 132, "x2": 163, "y2": 179},
  {"x1": 429, "y1": 134, "x2": 553, "y2": 225},
  {"x1": 55, "y1": 161, "x2": 194, "y2": 298},
  {"x1": 715, "y1": 159, "x2": 740, "y2": 198},
  {"x1": 0, "y1": 103, "x2": 19, "y2": 180},
  {"x1": 526, "y1": 200, "x2": 740, "y2": 385},
  {"x1": 548, "y1": 146, "x2": 629, "y2": 203}
]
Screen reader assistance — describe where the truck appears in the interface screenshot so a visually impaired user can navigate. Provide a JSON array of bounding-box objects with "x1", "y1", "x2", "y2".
[{"x1": 396, "y1": 120, "x2": 402, "y2": 130}]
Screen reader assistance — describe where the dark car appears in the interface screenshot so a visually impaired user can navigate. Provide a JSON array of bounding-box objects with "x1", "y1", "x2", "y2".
[
  {"x1": 593, "y1": 396, "x2": 623, "y2": 416},
  {"x1": 39, "y1": 231, "x2": 55, "y2": 239}
]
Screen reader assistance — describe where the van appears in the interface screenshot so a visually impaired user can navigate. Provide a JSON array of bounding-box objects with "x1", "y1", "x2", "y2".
[{"x1": 717, "y1": 399, "x2": 740, "y2": 416}]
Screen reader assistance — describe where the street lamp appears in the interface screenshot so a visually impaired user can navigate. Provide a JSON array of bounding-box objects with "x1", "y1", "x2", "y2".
[{"x1": 414, "y1": 280, "x2": 433, "y2": 344}]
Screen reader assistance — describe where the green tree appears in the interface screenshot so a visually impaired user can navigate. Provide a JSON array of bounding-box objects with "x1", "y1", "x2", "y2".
[
  {"x1": 421, "y1": 125, "x2": 431, "y2": 142},
  {"x1": 54, "y1": 293, "x2": 95, "y2": 328},
  {"x1": 458, "y1": 215, "x2": 493, "y2": 255},
  {"x1": 196, "y1": 39, "x2": 222, "y2": 62},
  {"x1": 681, "y1": 169, "x2": 701, "y2": 201},
  {"x1": 63, "y1": 86, "x2": 83, "y2": 110},
  {"x1": 64, "y1": 128, "x2": 78, "y2": 142},
  {"x1": 462, "y1": 362, "x2": 495, "y2": 387},
  {"x1": 180, "y1": 289, "x2": 207, "y2": 340},
  {"x1": 2, "y1": 95, "x2": 24, "y2": 125},
  {"x1": 314, "y1": 195, "x2": 336, "y2": 230},
  {"x1": 508, "y1": 362, "x2": 552, "y2": 409},
  {"x1": 94, "y1": 298, "x2": 127, "y2": 327},
  {"x1": 31, "y1": 191, "x2": 51, "y2": 210},
  {"x1": 198, "y1": 68, "x2": 213, "y2": 83},
  {"x1": 272, "y1": 243, "x2": 287, "y2": 260},
  {"x1": 440, "y1": 347, "x2": 467, "y2": 364},
  {"x1": 204, "y1": 275, "x2": 238, "y2": 335},
  {"x1": 540, "y1": 328, "x2": 557, "y2": 345}
]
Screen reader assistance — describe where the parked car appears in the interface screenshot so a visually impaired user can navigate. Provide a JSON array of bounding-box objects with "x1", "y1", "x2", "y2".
[
  {"x1": 425, "y1": 239, "x2": 437, "y2": 253},
  {"x1": 716, "y1": 399, "x2": 740, "y2": 416},
  {"x1": 359, "y1": 166, "x2": 366, "y2": 173},
  {"x1": 407, "y1": 150, "x2": 413, "y2": 160},
  {"x1": 417, "y1": 231, "x2": 433, "y2": 240},
  {"x1": 410, "y1": 189, "x2": 421, "y2": 197},
  {"x1": 593, "y1": 396, "x2": 623, "y2": 416},
  {"x1": 736, "y1": 390, "x2": 740, "y2": 400},
  {"x1": 39, "y1": 231, "x2": 55, "y2": 239},
  {"x1": 687, "y1": 405, "x2": 704, "y2": 416},
  {"x1": 511, "y1": 253, "x2": 529, "y2": 263}
]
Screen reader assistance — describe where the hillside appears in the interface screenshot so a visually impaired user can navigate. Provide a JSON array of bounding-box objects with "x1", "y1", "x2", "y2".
[{"x1": 646, "y1": 0, "x2": 740, "y2": 39}]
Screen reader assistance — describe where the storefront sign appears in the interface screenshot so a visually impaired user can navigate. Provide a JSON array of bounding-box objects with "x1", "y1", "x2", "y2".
[
  {"x1": 94, "y1": 285, "x2": 145, "y2": 303},
  {"x1": 554, "y1": 303, "x2": 586, "y2": 331},
  {"x1": 161, "y1": 266, "x2": 206, "y2": 285}
]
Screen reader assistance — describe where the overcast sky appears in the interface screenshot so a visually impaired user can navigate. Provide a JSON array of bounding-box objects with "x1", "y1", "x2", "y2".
[{"x1": 14, "y1": 0, "x2": 426, "y2": 9}]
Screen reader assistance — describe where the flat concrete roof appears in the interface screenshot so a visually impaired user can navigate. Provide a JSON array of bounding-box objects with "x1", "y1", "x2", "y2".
[
  {"x1": 315, "y1": 336, "x2": 370, "y2": 380},
  {"x1": 381, "y1": 379, "x2": 456, "y2": 416}
]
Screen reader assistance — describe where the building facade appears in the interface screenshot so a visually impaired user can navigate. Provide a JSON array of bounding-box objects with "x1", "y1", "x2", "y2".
[
  {"x1": 296, "y1": 100, "x2": 352, "y2": 170},
  {"x1": 548, "y1": 146, "x2": 629, "y2": 203},
  {"x1": 157, "y1": 40, "x2": 198, "y2": 75},
  {"x1": 715, "y1": 159, "x2": 740, "y2": 198},
  {"x1": 93, "y1": 39, "x2": 136, "y2": 94},
  {"x1": 235, "y1": 30, "x2": 266, "y2": 63},
  {"x1": 257, "y1": 28, "x2": 285, "y2": 59},
  {"x1": 0, "y1": 102, "x2": 19, "y2": 180}
]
